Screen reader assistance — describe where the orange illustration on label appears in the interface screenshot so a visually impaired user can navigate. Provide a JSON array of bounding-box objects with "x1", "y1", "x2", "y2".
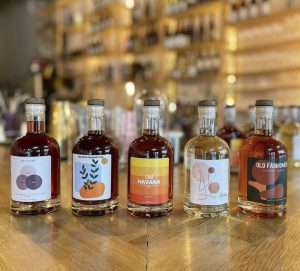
[{"x1": 130, "y1": 157, "x2": 169, "y2": 205}]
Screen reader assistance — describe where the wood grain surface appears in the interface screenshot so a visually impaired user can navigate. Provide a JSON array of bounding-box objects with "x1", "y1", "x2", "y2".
[{"x1": 2, "y1": 146, "x2": 300, "y2": 271}]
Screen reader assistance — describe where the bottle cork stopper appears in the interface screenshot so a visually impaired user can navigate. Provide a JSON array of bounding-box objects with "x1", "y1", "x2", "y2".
[
  {"x1": 26, "y1": 98, "x2": 45, "y2": 105},
  {"x1": 88, "y1": 99, "x2": 104, "y2": 106},
  {"x1": 144, "y1": 100, "x2": 160, "y2": 106}
]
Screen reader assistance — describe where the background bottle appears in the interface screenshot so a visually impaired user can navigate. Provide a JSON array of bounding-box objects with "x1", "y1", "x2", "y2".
[
  {"x1": 217, "y1": 105, "x2": 245, "y2": 173},
  {"x1": 72, "y1": 99, "x2": 119, "y2": 216},
  {"x1": 11, "y1": 98, "x2": 60, "y2": 215},
  {"x1": 244, "y1": 105, "x2": 255, "y2": 137},
  {"x1": 184, "y1": 100, "x2": 230, "y2": 218},
  {"x1": 128, "y1": 100, "x2": 173, "y2": 217},
  {"x1": 279, "y1": 106, "x2": 300, "y2": 168},
  {"x1": 238, "y1": 100, "x2": 287, "y2": 218}
]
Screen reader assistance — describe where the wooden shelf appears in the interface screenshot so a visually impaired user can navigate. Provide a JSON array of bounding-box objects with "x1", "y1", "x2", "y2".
[
  {"x1": 231, "y1": 66, "x2": 300, "y2": 76},
  {"x1": 232, "y1": 38, "x2": 300, "y2": 54},
  {"x1": 228, "y1": 6, "x2": 300, "y2": 29},
  {"x1": 61, "y1": 23, "x2": 88, "y2": 33},
  {"x1": 169, "y1": 72, "x2": 219, "y2": 82},
  {"x1": 87, "y1": 3, "x2": 128, "y2": 18},
  {"x1": 169, "y1": 41, "x2": 221, "y2": 52},
  {"x1": 234, "y1": 85, "x2": 300, "y2": 92},
  {"x1": 166, "y1": 1, "x2": 222, "y2": 20}
]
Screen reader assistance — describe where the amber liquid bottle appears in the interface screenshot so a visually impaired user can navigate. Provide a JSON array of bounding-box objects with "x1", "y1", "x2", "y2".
[
  {"x1": 217, "y1": 105, "x2": 245, "y2": 173},
  {"x1": 72, "y1": 99, "x2": 118, "y2": 216},
  {"x1": 128, "y1": 100, "x2": 173, "y2": 217},
  {"x1": 238, "y1": 100, "x2": 287, "y2": 218},
  {"x1": 11, "y1": 98, "x2": 60, "y2": 215}
]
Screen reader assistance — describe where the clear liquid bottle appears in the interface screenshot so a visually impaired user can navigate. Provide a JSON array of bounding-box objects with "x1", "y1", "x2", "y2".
[
  {"x1": 72, "y1": 99, "x2": 119, "y2": 216},
  {"x1": 11, "y1": 98, "x2": 60, "y2": 215},
  {"x1": 184, "y1": 100, "x2": 230, "y2": 218},
  {"x1": 128, "y1": 100, "x2": 173, "y2": 217}
]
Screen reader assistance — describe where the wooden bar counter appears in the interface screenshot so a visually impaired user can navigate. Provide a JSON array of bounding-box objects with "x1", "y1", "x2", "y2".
[{"x1": 1, "y1": 146, "x2": 300, "y2": 270}]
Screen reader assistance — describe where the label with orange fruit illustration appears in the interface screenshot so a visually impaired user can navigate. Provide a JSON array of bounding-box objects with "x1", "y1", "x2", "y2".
[
  {"x1": 73, "y1": 154, "x2": 111, "y2": 200},
  {"x1": 190, "y1": 159, "x2": 229, "y2": 205},
  {"x1": 247, "y1": 157, "x2": 287, "y2": 204},
  {"x1": 130, "y1": 157, "x2": 169, "y2": 205}
]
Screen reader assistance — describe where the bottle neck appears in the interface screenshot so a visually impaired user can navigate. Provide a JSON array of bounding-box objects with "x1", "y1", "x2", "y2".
[
  {"x1": 198, "y1": 106, "x2": 216, "y2": 136},
  {"x1": 224, "y1": 107, "x2": 236, "y2": 126},
  {"x1": 27, "y1": 117, "x2": 45, "y2": 134},
  {"x1": 26, "y1": 105, "x2": 46, "y2": 134},
  {"x1": 87, "y1": 105, "x2": 105, "y2": 135},
  {"x1": 87, "y1": 115, "x2": 105, "y2": 134},
  {"x1": 143, "y1": 106, "x2": 160, "y2": 136},
  {"x1": 255, "y1": 106, "x2": 273, "y2": 136}
]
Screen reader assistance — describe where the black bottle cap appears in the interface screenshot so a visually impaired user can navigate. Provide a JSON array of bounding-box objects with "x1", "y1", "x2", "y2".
[
  {"x1": 198, "y1": 100, "x2": 216, "y2": 107},
  {"x1": 225, "y1": 104, "x2": 235, "y2": 109},
  {"x1": 88, "y1": 99, "x2": 104, "y2": 106},
  {"x1": 26, "y1": 98, "x2": 45, "y2": 105},
  {"x1": 144, "y1": 100, "x2": 160, "y2": 106},
  {"x1": 255, "y1": 100, "x2": 273, "y2": 106}
]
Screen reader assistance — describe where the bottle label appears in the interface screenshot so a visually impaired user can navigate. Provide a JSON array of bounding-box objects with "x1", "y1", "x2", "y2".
[
  {"x1": 130, "y1": 157, "x2": 169, "y2": 205},
  {"x1": 230, "y1": 138, "x2": 243, "y2": 169},
  {"x1": 190, "y1": 159, "x2": 229, "y2": 205},
  {"x1": 73, "y1": 154, "x2": 112, "y2": 201},
  {"x1": 293, "y1": 135, "x2": 300, "y2": 160},
  {"x1": 247, "y1": 157, "x2": 287, "y2": 204},
  {"x1": 11, "y1": 156, "x2": 51, "y2": 202}
]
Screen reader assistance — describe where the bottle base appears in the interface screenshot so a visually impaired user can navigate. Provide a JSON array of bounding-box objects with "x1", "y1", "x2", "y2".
[
  {"x1": 72, "y1": 199, "x2": 119, "y2": 216},
  {"x1": 184, "y1": 204, "x2": 229, "y2": 218},
  {"x1": 127, "y1": 201, "x2": 173, "y2": 218},
  {"x1": 238, "y1": 197, "x2": 286, "y2": 218},
  {"x1": 11, "y1": 197, "x2": 60, "y2": 215}
]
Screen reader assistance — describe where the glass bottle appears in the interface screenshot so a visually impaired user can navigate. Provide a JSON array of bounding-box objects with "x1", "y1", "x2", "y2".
[
  {"x1": 243, "y1": 105, "x2": 255, "y2": 137},
  {"x1": 184, "y1": 100, "x2": 230, "y2": 218},
  {"x1": 217, "y1": 105, "x2": 245, "y2": 173},
  {"x1": 238, "y1": 100, "x2": 287, "y2": 218},
  {"x1": 280, "y1": 106, "x2": 300, "y2": 168},
  {"x1": 128, "y1": 100, "x2": 173, "y2": 217},
  {"x1": 72, "y1": 99, "x2": 119, "y2": 216},
  {"x1": 10, "y1": 98, "x2": 60, "y2": 215}
]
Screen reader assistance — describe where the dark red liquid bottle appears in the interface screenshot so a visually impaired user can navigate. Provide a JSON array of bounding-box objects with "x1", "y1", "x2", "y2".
[
  {"x1": 10, "y1": 98, "x2": 60, "y2": 215},
  {"x1": 128, "y1": 100, "x2": 173, "y2": 218},
  {"x1": 72, "y1": 99, "x2": 118, "y2": 216}
]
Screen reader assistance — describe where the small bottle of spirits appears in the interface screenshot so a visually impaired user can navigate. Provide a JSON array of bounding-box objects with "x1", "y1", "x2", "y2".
[
  {"x1": 280, "y1": 106, "x2": 300, "y2": 168},
  {"x1": 11, "y1": 98, "x2": 60, "y2": 215},
  {"x1": 238, "y1": 100, "x2": 287, "y2": 218},
  {"x1": 243, "y1": 105, "x2": 255, "y2": 137},
  {"x1": 72, "y1": 99, "x2": 119, "y2": 216},
  {"x1": 128, "y1": 100, "x2": 173, "y2": 217},
  {"x1": 184, "y1": 100, "x2": 230, "y2": 218},
  {"x1": 217, "y1": 105, "x2": 245, "y2": 173}
]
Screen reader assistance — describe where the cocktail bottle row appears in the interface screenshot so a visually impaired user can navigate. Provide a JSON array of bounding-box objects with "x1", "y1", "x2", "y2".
[{"x1": 9, "y1": 98, "x2": 288, "y2": 219}]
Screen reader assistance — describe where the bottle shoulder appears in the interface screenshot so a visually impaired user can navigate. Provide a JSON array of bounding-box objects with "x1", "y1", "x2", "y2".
[
  {"x1": 185, "y1": 135, "x2": 230, "y2": 153},
  {"x1": 241, "y1": 135, "x2": 287, "y2": 156},
  {"x1": 129, "y1": 135, "x2": 173, "y2": 158},
  {"x1": 11, "y1": 133, "x2": 60, "y2": 156},
  {"x1": 73, "y1": 134, "x2": 118, "y2": 155}
]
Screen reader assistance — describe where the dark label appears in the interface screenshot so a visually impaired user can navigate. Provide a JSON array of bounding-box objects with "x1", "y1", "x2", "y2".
[{"x1": 247, "y1": 157, "x2": 287, "y2": 204}]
